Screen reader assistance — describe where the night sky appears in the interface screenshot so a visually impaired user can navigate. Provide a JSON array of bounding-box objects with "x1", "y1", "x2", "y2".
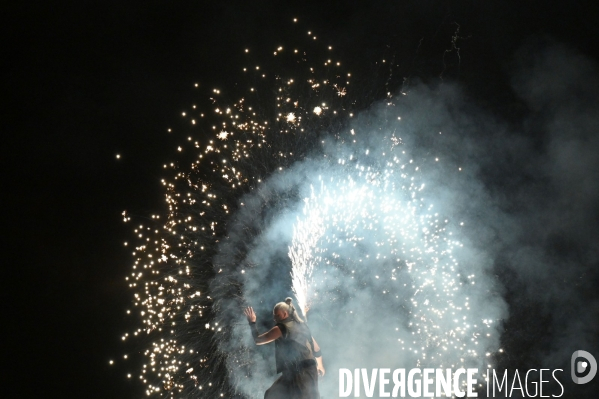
[{"x1": 5, "y1": 1, "x2": 599, "y2": 398}]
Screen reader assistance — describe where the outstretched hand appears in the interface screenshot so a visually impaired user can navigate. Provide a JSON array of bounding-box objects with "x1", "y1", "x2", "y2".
[{"x1": 244, "y1": 307, "x2": 257, "y2": 323}]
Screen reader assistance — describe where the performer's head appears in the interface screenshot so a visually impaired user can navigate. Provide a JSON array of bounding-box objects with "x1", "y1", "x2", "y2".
[{"x1": 273, "y1": 297, "x2": 304, "y2": 323}]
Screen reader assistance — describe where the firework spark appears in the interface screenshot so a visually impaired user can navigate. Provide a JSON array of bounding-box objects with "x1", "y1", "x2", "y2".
[{"x1": 121, "y1": 21, "x2": 506, "y2": 398}]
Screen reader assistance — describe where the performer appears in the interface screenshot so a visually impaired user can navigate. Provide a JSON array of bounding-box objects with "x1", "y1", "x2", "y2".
[{"x1": 244, "y1": 298, "x2": 325, "y2": 399}]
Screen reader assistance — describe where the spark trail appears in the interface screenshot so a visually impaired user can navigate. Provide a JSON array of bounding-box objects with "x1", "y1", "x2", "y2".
[
  {"x1": 289, "y1": 187, "x2": 326, "y2": 316},
  {"x1": 120, "y1": 22, "x2": 507, "y2": 398}
]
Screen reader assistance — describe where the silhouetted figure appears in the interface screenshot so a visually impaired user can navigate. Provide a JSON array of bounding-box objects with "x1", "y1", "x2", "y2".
[{"x1": 244, "y1": 298, "x2": 324, "y2": 399}]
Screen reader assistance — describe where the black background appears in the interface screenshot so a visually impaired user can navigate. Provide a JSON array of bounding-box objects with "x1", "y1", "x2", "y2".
[{"x1": 4, "y1": 1, "x2": 598, "y2": 397}]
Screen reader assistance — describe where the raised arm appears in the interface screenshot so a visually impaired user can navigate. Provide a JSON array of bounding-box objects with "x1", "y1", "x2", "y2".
[
  {"x1": 312, "y1": 337, "x2": 325, "y2": 376},
  {"x1": 253, "y1": 326, "x2": 282, "y2": 345},
  {"x1": 244, "y1": 307, "x2": 282, "y2": 345}
]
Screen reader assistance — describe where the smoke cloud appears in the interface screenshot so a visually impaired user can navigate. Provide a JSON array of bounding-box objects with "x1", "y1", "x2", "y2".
[{"x1": 211, "y1": 40, "x2": 599, "y2": 397}]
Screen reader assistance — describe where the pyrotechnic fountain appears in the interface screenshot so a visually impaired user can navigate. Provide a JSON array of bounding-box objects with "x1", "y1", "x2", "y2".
[{"x1": 120, "y1": 22, "x2": 507, "y2": 398}]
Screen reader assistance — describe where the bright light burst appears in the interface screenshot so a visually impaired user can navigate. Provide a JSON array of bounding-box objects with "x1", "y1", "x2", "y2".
[
  {"x1": 120, "y1": 21, "x2": 505, "y2": 398},
  {"x1": 289, "y1": 187, "x2": 326, "y2": 315},
  {"x1": 288, "y1": 162, "x2": 493, "y2": 370}
]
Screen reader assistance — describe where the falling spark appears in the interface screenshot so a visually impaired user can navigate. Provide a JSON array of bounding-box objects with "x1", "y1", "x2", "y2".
[{"x1": 121, "y1": 23, "x2": 503, "y2": 398}]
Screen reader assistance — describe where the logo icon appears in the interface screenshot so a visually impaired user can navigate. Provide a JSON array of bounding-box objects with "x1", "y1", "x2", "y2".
[{"x1": 571, "y1": 350, "x2": 597, "y2": 384}]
